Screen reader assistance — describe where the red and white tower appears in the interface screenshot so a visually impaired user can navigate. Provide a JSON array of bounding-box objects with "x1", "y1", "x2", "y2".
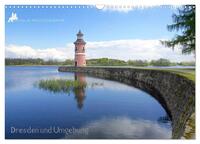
[{"x1": 74, "y1": 30, "x2": 86, "y2": 67}]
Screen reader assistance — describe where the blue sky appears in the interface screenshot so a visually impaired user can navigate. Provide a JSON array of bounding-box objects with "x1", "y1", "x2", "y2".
[{"x1": 5, "y1": 5, "x2": 194, "y2": 62}]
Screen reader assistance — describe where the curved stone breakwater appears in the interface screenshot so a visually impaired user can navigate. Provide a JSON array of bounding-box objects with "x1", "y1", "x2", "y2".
[{"x1": 58, "y1": 66, "x2": 195, "y2": 139}]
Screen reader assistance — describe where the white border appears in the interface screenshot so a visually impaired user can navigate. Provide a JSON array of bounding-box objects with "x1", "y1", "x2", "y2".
[
  {"x1": 0, "y1": 0, "x2": 197, "y2": 5},
  {"x1": 0, "y1": 0, "x2": 5, "y2": 143},
  {"x1": 0, "y1": 0, "x2": 199, "y2": 144}
]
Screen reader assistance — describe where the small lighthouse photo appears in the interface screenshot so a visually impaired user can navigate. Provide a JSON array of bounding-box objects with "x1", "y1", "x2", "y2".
[{"x1": 74, "y1": 30, "x2": 86, "y2": 67}]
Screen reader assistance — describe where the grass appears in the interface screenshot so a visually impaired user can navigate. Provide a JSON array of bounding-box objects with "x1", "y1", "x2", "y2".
[
  {"x1": 36, "y1": 78, "x2": 104, "y2": 94},
  {"x1": 155, "y1": 68, "x2": 195, "y2": 81},
  {"x1": 183, "y1": 113, "x2": 195, "y2": 139},
  {"x1": 37, "y1": 79, "x2": 87, "y2": 94}
]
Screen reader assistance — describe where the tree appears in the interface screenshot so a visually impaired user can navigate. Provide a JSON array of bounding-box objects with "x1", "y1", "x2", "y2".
[
  {"x1": 63, "y1": 59, "x2": 74, "y2": 65},
  {"x1": 150, "y1": 58, "x2": 171, "y2": 66},
  {"x1": 87, "y1": 58, "x2": 127, "y2": 66},
  {"x1": 161, "y1": 5, "x2": 195, "y2": 54},
  {"x1": 127, "y1": 60, "x2": 148, "y2": 66}
]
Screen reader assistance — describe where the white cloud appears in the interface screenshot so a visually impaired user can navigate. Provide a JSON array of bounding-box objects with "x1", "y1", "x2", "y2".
[
  {"x1": 86, "y1": 39, "x2": 194, "y2": 62},
  {"x1": 5, "y1": 39, "x2": 195, "y2": 62},
  {"x1": 65, "y1": 117, "x2": 171, "y2": 139},
  {"x1": 8, "y1": 12, "x2": 18, "y2": 23},
  {"x1": 5, "y1": 45, "x2": 70, "y2": 61}
]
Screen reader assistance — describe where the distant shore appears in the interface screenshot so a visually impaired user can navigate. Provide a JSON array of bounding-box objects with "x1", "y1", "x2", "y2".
[{"x1": 5, "y1": 65, "x2": 195, "y2": 69}]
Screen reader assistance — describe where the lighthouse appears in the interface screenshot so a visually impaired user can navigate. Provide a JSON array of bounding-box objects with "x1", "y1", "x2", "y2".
[{"x1": 74, "y1": 30, "x2": 86, "y2": 67}]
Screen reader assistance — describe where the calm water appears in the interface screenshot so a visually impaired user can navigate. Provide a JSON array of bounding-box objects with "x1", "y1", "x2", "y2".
[{"x1": 5, "y1": 66, "x2": 171, "y2": 139}]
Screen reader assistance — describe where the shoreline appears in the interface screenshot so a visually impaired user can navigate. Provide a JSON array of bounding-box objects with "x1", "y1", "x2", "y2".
[{"x1": 5, "y1": 65, "x2": 195, "y2": 68}]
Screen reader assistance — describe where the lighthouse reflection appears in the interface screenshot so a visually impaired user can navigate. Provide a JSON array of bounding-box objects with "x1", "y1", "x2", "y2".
[
  {"x1": 37, "y1": 73, "x2": 104, "y2": 110},
  {"x1": 74, "y1": 73, "x2": 86, "y2": 109}
]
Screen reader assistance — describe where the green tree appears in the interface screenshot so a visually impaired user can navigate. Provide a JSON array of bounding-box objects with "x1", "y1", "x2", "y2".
[
  {"x1": 127, "y1": 60, "x2": 148, "y2": 66},
  {"x1": 150, "y1": 58, "x2": 171, "y2": 66},
  {"x1": 161, "y1": 5, "x2": 195, "y2": 54},
  {"x1": 87, "y1": 58, "x2": 127, "y2": 66},
  {"x1": 63, "y1": 59, "x2": 74, "y2": 65}
]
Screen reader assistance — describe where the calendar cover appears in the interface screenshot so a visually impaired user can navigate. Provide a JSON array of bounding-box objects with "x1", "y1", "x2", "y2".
[{"x1": 5, "y1": 4, "x2": 195, "y2": 139}]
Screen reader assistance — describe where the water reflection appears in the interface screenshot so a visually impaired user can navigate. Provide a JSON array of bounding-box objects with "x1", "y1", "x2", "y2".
[
  {"x1": 157, "y1": 115, "x2": 171, "y2": 123},
  {"x1": 6, "y1": 67, "x2": 172, "y2": 139},
  {"x1": 74, "y1": 73, "x2": 86, "y2": 109},
  {"x1": 37, "y1": 73, "x2": 98, "y2": 110},
  {"x1": 65, "y1": 117, "x2": 171, "y2": 139}
]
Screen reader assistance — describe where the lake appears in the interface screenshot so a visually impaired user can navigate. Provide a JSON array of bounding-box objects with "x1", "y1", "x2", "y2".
[{"x1": 5, "y1": 66, "x2": 172, "y2": 139}]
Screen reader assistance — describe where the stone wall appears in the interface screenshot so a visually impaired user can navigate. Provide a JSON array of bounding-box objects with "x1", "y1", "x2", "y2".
[{"x1": 58, "y1": 66, "x2": 195, "y2": 139}]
